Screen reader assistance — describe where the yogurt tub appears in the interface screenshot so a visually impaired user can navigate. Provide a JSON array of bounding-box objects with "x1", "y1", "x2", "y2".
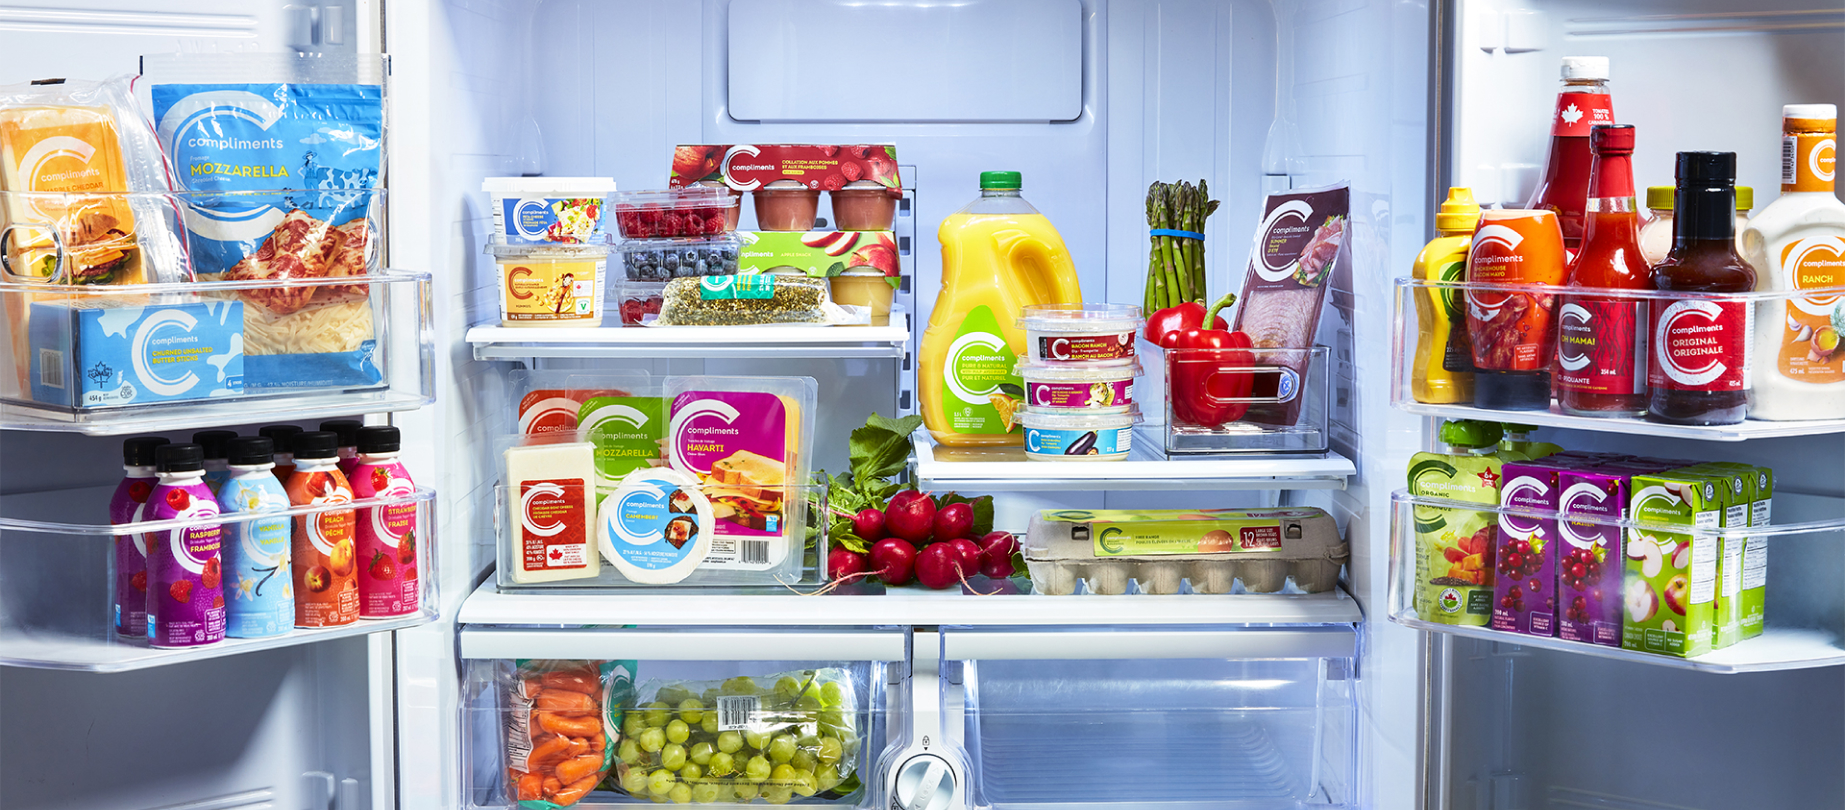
[
  {"x1": 483, "y1": 177, "x2": 616, "y2": 245},
  {"x1": 1019, "y1": 409, "x2": 1136, "y2": 461},
  {"x1": 488, "y1": 243, "x2": 609, "y2": 327},
  {"x1": 1015, "y1": 360, "x2": 1138, "y2": 413},
  {"x1": 1020, "y1": 303, "x2": 1143, "y2": 365}
]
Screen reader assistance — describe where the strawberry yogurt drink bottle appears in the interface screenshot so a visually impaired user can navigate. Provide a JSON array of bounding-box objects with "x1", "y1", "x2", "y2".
[
  {"x1": 219, "y1": 436, "x2": 294, "y2": 638},
  {"x1": 320, "y1": 419, "x2": 365, "y2": 480},
  {"x1": 110, "y1": 436, "x2": 167, "y2": 638},
  {"x1": 145, "y1": 444, "x2": 227, "y2": 649},
  {"x1": 350, "y1": 426, "x2": 419, "y2": 618},
  {"x1": 287, "y1": 431, "x2": 359, "y2": 628}
]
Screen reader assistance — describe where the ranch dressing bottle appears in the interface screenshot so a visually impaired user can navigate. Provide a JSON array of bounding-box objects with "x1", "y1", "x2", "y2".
[{"x1": 1743, "y1": 104, "x2": 1845, "y2": 420}]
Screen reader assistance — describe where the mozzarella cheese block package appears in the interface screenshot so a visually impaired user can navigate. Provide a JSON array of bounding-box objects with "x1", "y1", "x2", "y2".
[
  {"x1": 664, "y1": 376, "x2": 816, "y2": 579},
  {"x1": 502, "y1": 437, "x2": 599, "y2": 584}
]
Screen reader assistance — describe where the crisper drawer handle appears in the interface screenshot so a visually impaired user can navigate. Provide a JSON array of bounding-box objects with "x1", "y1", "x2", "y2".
[
  {"x1": 459, "y1": 628, "x2": 906, "y2": 662},
  {"x1": 941, "y1": 627, "x2": 1355, "y2": 660}
]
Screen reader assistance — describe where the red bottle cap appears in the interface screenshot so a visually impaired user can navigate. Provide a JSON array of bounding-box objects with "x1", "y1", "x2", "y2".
[{"x1": 1590, "y1": 124, "x2": 1634, "y2": 153}]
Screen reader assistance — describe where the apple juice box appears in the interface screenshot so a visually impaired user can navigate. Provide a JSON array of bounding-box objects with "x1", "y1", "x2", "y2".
[
  {"x1": 1623, "y1": 469, "x2": 1727, "y2": 657},
  {"x1": 1491, "y1": 458, "x2": 1598, "y2": 637},
  {"x1": 1689, "y1": 462, "x2": 1773, "y2": 642},
  {"x1": 1677, "y1": 464, "x2": 1752, "y2": 649}
]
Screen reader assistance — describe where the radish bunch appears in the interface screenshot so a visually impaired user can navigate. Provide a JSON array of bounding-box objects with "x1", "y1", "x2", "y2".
[{"x1": 825, "y1": 490, "x2": 1020, "y2": 589}]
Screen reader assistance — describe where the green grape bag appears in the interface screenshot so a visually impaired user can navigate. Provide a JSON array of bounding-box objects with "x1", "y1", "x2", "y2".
[
  {"x1": 505, "y1": 659, "x2": 635, "y2": 809},
  {"x1": 611, "y1": 668, "x2": 864, "y2": 804}
]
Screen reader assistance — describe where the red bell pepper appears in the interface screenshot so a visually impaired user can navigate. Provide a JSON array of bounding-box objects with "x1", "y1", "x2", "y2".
[
  {"x1": 1144, "y1": 300, "x2": 1229, "y2": 349},
  {"x1": 1170, "y1": 293, "x2": 1255, "y2": 427}
]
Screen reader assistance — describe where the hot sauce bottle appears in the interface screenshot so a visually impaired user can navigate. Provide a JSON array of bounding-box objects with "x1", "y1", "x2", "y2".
[
  {"x1": 1647, "y1": 152, "x2": 1757, "y2": 425},
  {"x1": 1528, "y1": 57, "x2": 1615, "y2": 256},
  {"x1": 1558, "y1": 125, "x2": 1650, "y2": 416}
]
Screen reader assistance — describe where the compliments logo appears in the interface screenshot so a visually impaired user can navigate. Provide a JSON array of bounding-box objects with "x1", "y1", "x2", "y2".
[
  {"x1": 722, "y1": 145, "x2": 765, "y2": 191},
  {"x1": 1465, "y1": 224, "x2": 1527, "y2": 320},
  {"x1": 1558, "y1": 482, "x2": 1607, "y2": 548},
  {"x1": 1655, "y1": 300, "x2": 1728, "y2": 385},
  {"x1": 132, "y1": 310, "x2": 202, "y2": 396},
  {"x1": 668, "y1": 398, "x2": 741, "y2": 475},
  {"x1": 1253, "y1": 200, "x2": 1315, "y2": 281},
  {"x1": 521, "y1": 483, "x2": 568, "y2": 537}
]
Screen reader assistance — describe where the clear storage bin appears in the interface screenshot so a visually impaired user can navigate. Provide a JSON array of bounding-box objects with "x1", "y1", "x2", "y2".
[{"x1": 1142, "y1": 343, "x2": 1331, "y2": 454}]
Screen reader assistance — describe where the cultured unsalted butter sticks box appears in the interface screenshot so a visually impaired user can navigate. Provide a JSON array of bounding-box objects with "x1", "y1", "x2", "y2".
[{"x1": 25, "y1": 298, "x2": 244, "y2": 408}]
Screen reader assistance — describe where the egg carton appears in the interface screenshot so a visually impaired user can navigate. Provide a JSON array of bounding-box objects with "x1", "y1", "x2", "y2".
[{"x1": 1023, "y1": 552, "x2": 1346, "y2": 595}]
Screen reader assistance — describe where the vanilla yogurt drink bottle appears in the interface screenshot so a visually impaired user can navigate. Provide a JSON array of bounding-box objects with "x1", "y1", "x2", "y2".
[{"x1": 218, "y1": 436, "x2": 294, "y2": 638}]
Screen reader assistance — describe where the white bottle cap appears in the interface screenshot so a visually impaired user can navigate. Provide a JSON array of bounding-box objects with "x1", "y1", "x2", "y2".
[
  {"x1": 1784, "y1": 104, "x2": 1837, "y2": 121},
  {"x1": 1561, "y1": 57, "x2": 1609, "y2": 81}
]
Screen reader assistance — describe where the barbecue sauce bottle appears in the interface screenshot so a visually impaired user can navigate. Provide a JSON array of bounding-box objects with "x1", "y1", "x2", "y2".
[{"x1": 1646, "y1": 152, "x2": 1756, "y2": 425}]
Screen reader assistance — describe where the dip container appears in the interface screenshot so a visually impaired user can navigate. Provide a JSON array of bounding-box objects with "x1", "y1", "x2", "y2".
[
  {"x1": 753, "y1": 181, "x2": 820, "y2": 231},
  {"x1": 1019, "y1": 409, "x2": 1136, "y2": 462},
  {"x1": 482, "y1": 177, "x2": 616, "y2": 244},
  {"x1": 830, "y1": 181, "x2": 898, "y2": 231},
  {"x1": 612, "y1": 187, "x2": 737, "y2": 239},
  {"x1": 1020, "y1": 303, "x2": 1143, "y2": 365},
  {"x1": 489, "y1": 243, "x2": 609, "y2": 327},
  {"x1": 1015, "y1": 360, "x2": 1138, "y2": 413}
]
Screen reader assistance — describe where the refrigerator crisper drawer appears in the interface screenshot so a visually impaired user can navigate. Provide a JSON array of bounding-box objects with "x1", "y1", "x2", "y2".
[
  {"x1": 459, "y1": 626, "x2": 902, "y2": 809},
  {"x1": 945, "y1": 627, "x2": 1358, "y2": 810}
]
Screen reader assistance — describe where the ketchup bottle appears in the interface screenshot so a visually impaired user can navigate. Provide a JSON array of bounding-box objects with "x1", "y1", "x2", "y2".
[
  {"x1": 1557, "y1": 125, "x2": 1649, "y2": 417},
  {"x1": 1647, "y1": 152, "x2": 1756, "y2": 426},
  {"x1": 1527, "y1": 57, "x2": 1614, "y2": 256}
]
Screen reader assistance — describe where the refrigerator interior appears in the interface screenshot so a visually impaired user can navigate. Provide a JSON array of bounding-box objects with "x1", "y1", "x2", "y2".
[{"x1": 1429, "y1": 0, "x2": 1845, "y2": 808}]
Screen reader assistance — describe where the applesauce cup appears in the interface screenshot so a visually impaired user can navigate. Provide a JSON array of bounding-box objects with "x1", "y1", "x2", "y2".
[
  {"x1": 830, "y1": 181, "x2": 898, "y2": 231},
  {"x1": 753, "y1": 181, "x2": 819, "y2": 231},
  {"x1": 829, "y1": 271, "x2": 895, "y2": 326}
]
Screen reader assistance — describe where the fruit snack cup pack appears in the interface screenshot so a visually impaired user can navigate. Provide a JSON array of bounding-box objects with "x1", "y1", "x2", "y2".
[
  {"x1": 287, "y1": 431, "x2": 359, "y2": 628},
  {"x1": 145, "y1": 444, "x2": 227, "y2": 649},
  {"x1": 1408, "y1": 419, "x2": 1506, "y2": 626},
  {"x1": 351, "y1": 426, "x2": 419, "y2": 618},
  {"x1": 217, "y1": 437, "x2": 293, "y2": 638}
]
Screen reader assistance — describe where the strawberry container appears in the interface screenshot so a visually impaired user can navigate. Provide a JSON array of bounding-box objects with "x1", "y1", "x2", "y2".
[{"x1": 612, "y1": 188, "x2": 738, "y2": 239}]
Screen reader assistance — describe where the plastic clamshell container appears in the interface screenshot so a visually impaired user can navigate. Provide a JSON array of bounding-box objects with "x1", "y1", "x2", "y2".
[
  {"x1": 612, "y1": 187, "x2": 738, "y2": 239},
  {"x1": 615, "y1": 235, "x2": 740, "y2": 281},
  {"x1": 1019, "y1": 409, "x2": 1136, "y2": 461},
  {"x1": 486, "y1": 243, "x2": 609, "y2": 328},
  {"x1": 1022, "y1": 507, "x2": 1348, "y2": 596},
  {"x1": 481, "y1": 177, "x2": 616, "y2": 245},
  {"x1": 1014, "y1": 360, "x2": 1138, "y2": 414},
  {"x1": 615, "y1": 280, "x2": 667, "y2": 325},
  {"x1": 1019, "y1": 303, "x2": 1143, "y2": 365},
  {"x1": 0, "y1": 484, "x2": 438, "y2": 671}
]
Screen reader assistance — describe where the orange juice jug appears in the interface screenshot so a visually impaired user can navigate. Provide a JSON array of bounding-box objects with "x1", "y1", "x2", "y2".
[{"x1": 923, "y1": 171, "x2": 1084, "y2": 446}]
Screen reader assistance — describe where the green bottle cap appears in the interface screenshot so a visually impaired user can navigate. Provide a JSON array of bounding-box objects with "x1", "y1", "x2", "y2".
[
  {"x1": 1646, "y1": 186, "x2": 1674, "y2": 211},
  {"x1": 1439, "y1": 419, "x2": 1503, "y2": 449},
  {"x1": 979, "y1": 171, "x2": 1022, "y2": 190}
]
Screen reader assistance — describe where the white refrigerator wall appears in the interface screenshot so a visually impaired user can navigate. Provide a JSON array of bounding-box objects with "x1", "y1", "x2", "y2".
[{"x1": 1432, "y1": 1, "x2": 1845, "y2": 808}]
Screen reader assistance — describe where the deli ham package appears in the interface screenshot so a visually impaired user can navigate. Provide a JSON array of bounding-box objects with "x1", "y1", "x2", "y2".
[{"x1": 1230, "y1": 183, "x2": 1350, "y2": 426}]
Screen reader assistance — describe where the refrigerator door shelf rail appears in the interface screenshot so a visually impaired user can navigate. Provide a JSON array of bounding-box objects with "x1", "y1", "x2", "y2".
[
  {"x1": 465, "y1": 311, "x2": 910, "y2": 361},
  {"x1": 911, "y1": 432, "x2": 1355, "y2": 492}
]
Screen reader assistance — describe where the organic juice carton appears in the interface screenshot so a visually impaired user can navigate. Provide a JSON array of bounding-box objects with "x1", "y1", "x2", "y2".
[
  {"x1": 217, "y1": 437, "x2": 293, "y2": 638},
  {"x1": 145, "y1": 444, "x2": 227, "y2": 649},
  {"x1": 350, "y1": 426, "x2": 419, "y2": 618},
  {"x1": 1492, "y1": 458, "x2": 1597, "y2": 636},
  {"x1": 1688, "y1": 461, "x2": 1772, "y2": 642},
  {"x1": 286, "y1": 431, "x2": 359, "y2": 628},
  {"x1": 1557, "y1": 468, "x2": 1638, "y2": 647},
  {"x1": 1676, "y1": 464, "x2": 1749, "y2": 649},
  {"x1": 110, "y1": 436, "x2": 167, "y2": 637},
  {"x1": 1409, "y1": 420, "x2": 1505, "y2": 626},
  {"x1": 1623, "y1": 469, "x2": 1726, "y2": 657}
]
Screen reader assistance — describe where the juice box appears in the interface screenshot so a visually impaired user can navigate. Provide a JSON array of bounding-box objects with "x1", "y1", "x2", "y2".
[
  {"x1": 1690, "y1": 462, "x2": 1772, "y2": 641},
  {"x1": 1492, "y1": 460, "x2": 1594, "y2": 637},
  {"x1": 1557, "y1": 468, "x2": 1633, "y2": 647},
  {"x1": 1408, "y1": 449, "x2": 1503, "y2": 626},
  {"x1": 1623, "y1": 470, "x2": 1725, "y2": 658},
  {"x1": 1679, "y1": 464, "x2": 1751, "y2": 649}
]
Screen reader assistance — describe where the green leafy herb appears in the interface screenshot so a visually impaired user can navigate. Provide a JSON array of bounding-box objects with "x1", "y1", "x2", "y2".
[{"x1": 811, "y1": 413, "x2": 997, "y2": 563}]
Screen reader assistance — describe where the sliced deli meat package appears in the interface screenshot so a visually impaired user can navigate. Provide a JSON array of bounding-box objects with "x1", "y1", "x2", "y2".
[{"x1": 1230, "y1": 183, "x2": 1350, "y2": 426}]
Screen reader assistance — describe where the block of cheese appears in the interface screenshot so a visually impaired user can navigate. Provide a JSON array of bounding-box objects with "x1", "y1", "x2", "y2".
[{"x1": 504, "y1": 440, "x2": 598, "y2": 583}]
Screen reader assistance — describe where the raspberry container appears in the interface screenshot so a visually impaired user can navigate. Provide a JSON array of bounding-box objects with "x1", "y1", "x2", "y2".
[
  {"x1": 482, "y1": 177, "x2": 616, "y2": 245},
  {"x1": 1020, "y1": 303, "x2": 1143, "y2": 365},
  {"x1": 614, "y1": 235, "x2": 741, "y2": 281},
  {"x1": 1019, "y1": 409, "x2": 1136, "y2": 461},
  {"x1": 1014, "y1": 360, "x2": 1138, "y2": 414},
  {"x1": 1022, "y1": 507, "x2": 1348, "y2": 596},
  {"x1": 614, "y1": 280, "x2": 666, "y2": 325},
  {"x1": 611, "y1": 188, "x2": 738, "y2": 239}
]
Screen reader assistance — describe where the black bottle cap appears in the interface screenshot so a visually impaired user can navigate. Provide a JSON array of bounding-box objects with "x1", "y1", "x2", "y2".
[
  {"x1": 1677, "y1": 151, "x2": 1736, "y2": 184},
  {"x1": 227, "y1": 436, "x2": 275, "y2": 467},
  {"x1": 320, "y1": 419, "x2": 364, "y2": 447},
  {"x1": 155, "y1": 443, "x2": 205, "y2": 473},
  {"x1": 356, "y1": 425, "x2": 401, "y2": 454},
  {"x1": 1673, "y1": 151, "x2": 1739, "y2": 242},
  {"x1": 259, "y1": 425, "x2": 303, "y2": 454},
  {"x1": 290, "y1": 431, "x2": 339, "y2": 460},
  {"x1": 122, "y1": 436, "x2": 170, "y2": 467},
  {"x1": 192, "y1": 430, "x2": 238, "y2": 460},
  {"x1": 1473, "y1": 372, "x2": 1553, "y2": 412}
]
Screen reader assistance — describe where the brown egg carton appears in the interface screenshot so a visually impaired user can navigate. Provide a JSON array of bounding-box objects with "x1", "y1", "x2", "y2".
[{"x1": 1022, "y1": 506, "x2": 1347, "y2": 596}]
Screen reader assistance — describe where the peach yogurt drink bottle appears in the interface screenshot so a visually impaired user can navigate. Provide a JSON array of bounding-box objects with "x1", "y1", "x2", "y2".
[
  {"x1": 287, "y1": 431, "x2": 359, "y2": 628},
  {"x1": 351, "y1": 426, "x2": 419, "y2": 618},
  {"x1": 111, "y1": 436, "x2": 168, "y2": 638},
  {"x1": 145, "y1": 443, "x2": 227, "y2": 649}
]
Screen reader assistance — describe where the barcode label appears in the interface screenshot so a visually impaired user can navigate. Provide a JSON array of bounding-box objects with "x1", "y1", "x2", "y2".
[
  {"x1": 506, "y1": 682, "x2": 536, "y2": 771},
  {"x1": 1783, "y1": 135, "x2": 1798, "y2": 185},
  {"x1": 740, "y1": 540, "x2": 768, "y2": 565},
  {"x1": 717, "y1": 695, "x2": 760, "y2": 731},
  {"x1": 37, "y1": 349, "x2": 63, "y2": 388}
]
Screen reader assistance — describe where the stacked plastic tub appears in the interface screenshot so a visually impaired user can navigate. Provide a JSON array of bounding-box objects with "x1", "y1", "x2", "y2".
[
  {"x1": 481, "y1": 178, "x2": 619, "y2": 327},
  {"x1": 1013, "y1": 304, "x2": 1144, "y2": 461},
  {"x1": 608, "y1": 188, "x2": 742, "y2": 325}
]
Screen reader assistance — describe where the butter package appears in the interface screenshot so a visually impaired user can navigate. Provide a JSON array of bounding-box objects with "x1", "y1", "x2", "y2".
[
  {"x1": 24, "y1": 298, "x2": 243, "y2": 408},
  {"x1": 1022, "y1": 507, "x2": 1347, "y2": 595},
  {"x1": 664, "y1": 376, "x2": 816, "y2": 579}
]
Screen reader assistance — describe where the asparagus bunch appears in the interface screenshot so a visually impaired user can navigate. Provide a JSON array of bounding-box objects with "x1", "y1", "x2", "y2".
[{"x1": 1143, "y1": 180, "x2": 1221, "y2": 313}]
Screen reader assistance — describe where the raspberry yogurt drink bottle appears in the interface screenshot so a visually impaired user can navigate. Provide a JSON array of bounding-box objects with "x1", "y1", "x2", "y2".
[
  {"x1": 321, "y1": 419, "x2": 365, "y2": 480},
  {"x1": 193, "y1": 430, "x2": 237, "y2": 495},
  {"x1": 259, "y1": 425, "x2": 303, "y2": 483},
  {"x1": 144, "y1": 444, "x2": 227, "y2": 649},
  {"x1": 287, "y1": 431, "x2": 359, "y2": 628},
  {"x1": 218, "y1": 437, "x2": 294, "y2": 638},
  {"x1": 350, "y1": 426, "x2": 419, "y2": 618},
  {"x1": 110, "y1": 436, "x2": 168, "y2": 638}
]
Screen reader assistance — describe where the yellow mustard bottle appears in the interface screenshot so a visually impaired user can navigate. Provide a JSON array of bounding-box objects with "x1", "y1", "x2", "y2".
[
  {"x1": 1411, "y1": 188, "x2": 1482, "y2": 404},
  {"x1": 923, "y1": 171, "x2": 1084, "y2": 447}
]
